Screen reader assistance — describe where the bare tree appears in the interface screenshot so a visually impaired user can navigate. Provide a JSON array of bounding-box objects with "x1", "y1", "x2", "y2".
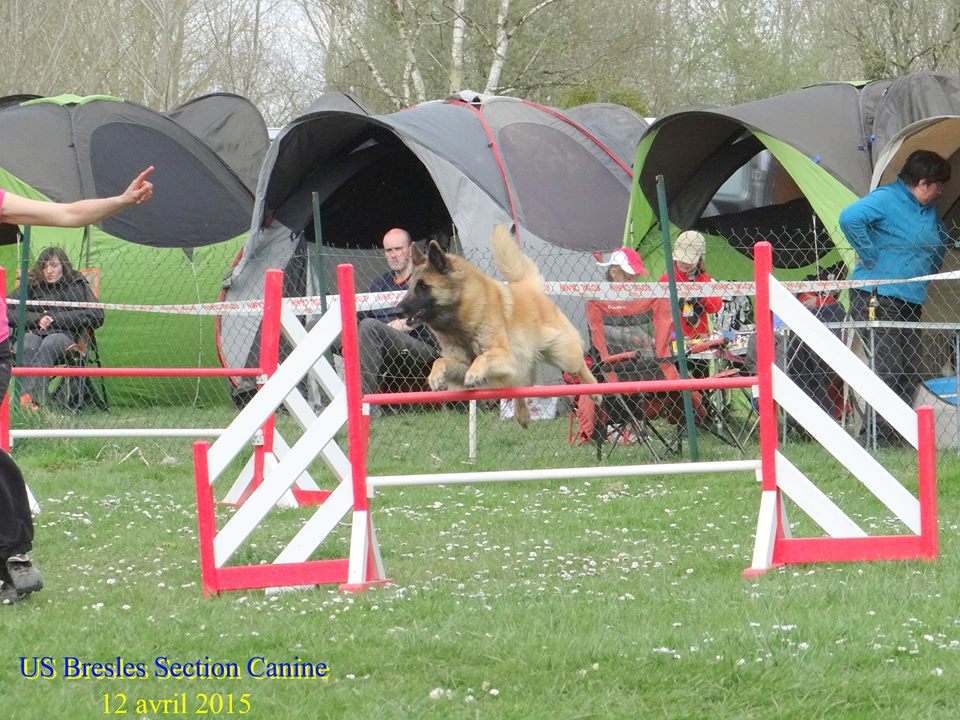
[
  {"x1": 830, "y1": 0, "x2": 960, "y2": 77},
  {"x1": 3, "y1": 0, "x2": 960, "y2": 131}
]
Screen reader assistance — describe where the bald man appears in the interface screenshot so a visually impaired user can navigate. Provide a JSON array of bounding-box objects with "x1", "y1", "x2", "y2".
[{"x1": 357, "y1": 229, "x2": 438, "y2": 412}]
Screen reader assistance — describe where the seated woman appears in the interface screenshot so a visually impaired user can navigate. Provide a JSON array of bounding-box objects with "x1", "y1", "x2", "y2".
[{"x1": 7, "y1": 247, "x2": 104, "y2": 409}]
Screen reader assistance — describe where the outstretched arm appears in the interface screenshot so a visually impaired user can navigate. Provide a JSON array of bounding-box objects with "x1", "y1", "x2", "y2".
[{"x1": 0, "y1": 166, "x2": 154, "y2": 228}]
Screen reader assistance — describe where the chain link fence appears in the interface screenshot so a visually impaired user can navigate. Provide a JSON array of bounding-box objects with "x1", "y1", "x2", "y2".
[{"x1": 7, "y1": 222, "x2": 960, "y2": 462}]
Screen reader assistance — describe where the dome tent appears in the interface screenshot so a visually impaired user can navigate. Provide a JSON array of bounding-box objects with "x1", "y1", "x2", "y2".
[
  {"x1": 870, "y1": 115, "x2": 960, "y2": 332},
  {"x1": 220, "y1": 91, "x2": 644, "y2": 390}
]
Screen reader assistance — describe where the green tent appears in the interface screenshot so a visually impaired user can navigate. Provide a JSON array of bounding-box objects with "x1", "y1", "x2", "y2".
[
  {"x1": 624, "y1": 82, "x2": 874, "y2": 280},
  {"x1": 626, "y1": 74, "x2": 960, "y2": 281}
]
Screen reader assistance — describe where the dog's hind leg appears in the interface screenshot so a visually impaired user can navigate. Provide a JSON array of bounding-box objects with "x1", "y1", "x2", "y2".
[
  {"x1": 428, "y1": 357, "x2": 469, "y2": 391},
  {"x1": 543, "y1": 330, "x2": 602, "y2": 405},
  {"x1": 510, "y1": 366, "x2": 537, "y2": 429},
  {"x1": 513, "y1": 398, "x2": 531, "y2": 428}
]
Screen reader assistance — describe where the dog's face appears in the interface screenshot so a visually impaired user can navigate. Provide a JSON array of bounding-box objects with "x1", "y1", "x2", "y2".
[{"x1": 394, "y1": 241, "x2": 459, "y2": 329}]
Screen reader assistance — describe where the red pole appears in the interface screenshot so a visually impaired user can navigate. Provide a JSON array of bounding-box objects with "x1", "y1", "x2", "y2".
[
  {"x1": 753, "y1": 242, "x2": 779, "y2": 494},
  {"x1": 193, "y1": 440, "x2": 219, "y2": 596},
  {"x1": 338, "y1": 264, "x2": 369, "y2": 514},
  {"x1": 916, "y1": 406, "x2": 939, "y2": 558},
  {"x1": 10, "y1": 367, "x2": 263, "y2": 377},
  {"x1": 251, "y1": 269, "x2": 284, "y2": 493}
]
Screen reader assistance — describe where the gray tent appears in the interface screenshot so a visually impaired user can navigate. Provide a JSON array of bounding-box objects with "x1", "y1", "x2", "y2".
[
  {"x1": 0, "y1": 94, "x2": 261, "y2": 248},
  {"x1": 220, "y1": 91, "x2": 641, "y2": 384},
  {"x1": 166, "y1": 92, "x2": 270, "y2": 192},
  {"x1": 0, "y1": 93, "x2": 269, "y2": 405},
  {"x1": 869, "y1": 72, "x2": 960, "y2": 165},
  {"x1": 563, "y1": 103, "x2": 649, "y2": 170}
]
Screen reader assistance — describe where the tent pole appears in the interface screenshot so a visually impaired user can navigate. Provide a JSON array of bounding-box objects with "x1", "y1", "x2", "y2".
[
  {"x1": 812, "y1": 214, "x2": 820, "y2": 277},
  {"x1": 655, "y1": 175, "x2": 699, "y2": 460},
  {"x1": 81, "y1": 224, "x2": 91, "y2": 268},
  {"x1": 311, "y1": 192, "x2": 332, "y2": 367}
]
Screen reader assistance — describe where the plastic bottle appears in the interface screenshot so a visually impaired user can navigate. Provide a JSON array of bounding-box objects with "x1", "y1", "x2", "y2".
[{"x1": 868, "y1": 290, "x2": 879, "y2": 322}]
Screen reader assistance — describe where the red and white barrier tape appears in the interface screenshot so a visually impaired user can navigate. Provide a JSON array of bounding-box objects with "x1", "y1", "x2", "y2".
[{"x1": 8, "y1": 269, "x2": 959, "y2": 315}]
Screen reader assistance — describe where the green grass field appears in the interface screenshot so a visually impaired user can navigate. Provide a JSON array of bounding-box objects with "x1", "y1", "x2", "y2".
[{"x1": 1, "y1": 406, "x2": 958, "y2": 719}]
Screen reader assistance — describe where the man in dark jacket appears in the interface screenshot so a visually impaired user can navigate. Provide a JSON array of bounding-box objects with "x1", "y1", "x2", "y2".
[{"x1": 357, "y1": 229, "x2": 438, "y2": 411}]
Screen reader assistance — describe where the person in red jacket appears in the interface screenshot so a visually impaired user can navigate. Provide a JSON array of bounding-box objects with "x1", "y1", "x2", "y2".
[
  {"x1": 0, "y1": 166, "x2": 154, "y2": 605},
  {"x1": 659, "y1": 230, "x2": 722, "y2": 377}
]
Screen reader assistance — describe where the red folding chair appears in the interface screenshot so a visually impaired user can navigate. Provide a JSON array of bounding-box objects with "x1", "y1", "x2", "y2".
[{"x1": 569, "y1": 298, "x2": 696, "y2": 459}]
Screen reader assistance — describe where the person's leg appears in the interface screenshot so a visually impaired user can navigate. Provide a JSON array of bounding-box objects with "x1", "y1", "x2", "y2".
[
  {"x1": 869, "y1": 300, "x2": 921, "y2": 443},
  {"x1": 357, "y1": 319, "x2": 391, "y2": 397},
  {"x1": 790, "y1": 343, "x2": 834, "y2": 415},
  {"x1": 387, "y1": 331, "x2": 439, "y2": 375},
  {"x1": 32, "y1": 333, "x2": 74, "y2": 405},
  {"x1": 852, "y1": 291, "x2": 921, "y2": 443},
  {"x1": 358, "y1": 319, "x2": 438, "y2": 393},
  {"x1": 0, "y1": 448, "x2": 42, "y2": 599},
  {"x1": 0, "y1": 338, "x2": 11, "y2": 405},
  {"x1": 887, "y1": 300, "x2": 922, "y2": 405}
]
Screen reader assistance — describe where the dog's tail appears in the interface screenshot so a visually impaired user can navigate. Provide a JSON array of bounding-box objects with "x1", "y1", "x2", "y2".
[{"x1": 491, "y1": 224, "x2": 541, "y2": 284}]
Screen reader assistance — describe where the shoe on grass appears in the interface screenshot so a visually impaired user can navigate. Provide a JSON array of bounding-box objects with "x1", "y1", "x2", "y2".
[{"x1": 5, "y1": 555, "x2": 43, "y2": 595}]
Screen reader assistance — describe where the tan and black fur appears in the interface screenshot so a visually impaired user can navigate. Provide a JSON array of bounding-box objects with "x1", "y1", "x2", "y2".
[{"x1": 395, "y1": 224, "x2": 598, "y2": 427}]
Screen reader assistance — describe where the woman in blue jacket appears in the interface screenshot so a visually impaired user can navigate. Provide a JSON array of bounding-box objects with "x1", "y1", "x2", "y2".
[{"x1": 839, "y1": 149, "x2": 951, "y2": 445}]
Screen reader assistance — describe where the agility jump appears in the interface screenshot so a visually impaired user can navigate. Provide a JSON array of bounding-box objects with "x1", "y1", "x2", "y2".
[{"x1": 191, "y1": 242, "x2": 939, "y2": 595}]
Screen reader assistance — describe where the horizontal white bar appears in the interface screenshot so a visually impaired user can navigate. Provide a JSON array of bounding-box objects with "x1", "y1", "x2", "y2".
[
  {"x1": 11, "y1": 428, "x2": 225, "y2": 438},
  {"x1": 369, "y1": 460, "x2": 761, "y2": 488}
]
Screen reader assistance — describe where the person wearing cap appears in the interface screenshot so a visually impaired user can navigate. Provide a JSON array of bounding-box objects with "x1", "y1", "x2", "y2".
[
  {"x1": 840, "y1": 149, "x2": 951, "y2": 446},
  {"x1": 596, "y1": 247, "x2": 647, "y2": 283},
  {"x1": 593, "y1": 248, "x2": 656, "y2": 357},
  {"x1": 660, "y1": 231, "x2": 722, "y2": 368},
  {"x1": 582, "y1": 248, "x2": 660, "y2": 444}
]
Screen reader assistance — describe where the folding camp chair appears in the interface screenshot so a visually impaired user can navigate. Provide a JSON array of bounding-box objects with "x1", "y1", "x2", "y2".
[
  {"x1": 633, "y1": 298, "x2": 749, "y2": 452},
  {"x1": 571, "y1": 299, "x2": 687, "y2": 460}
]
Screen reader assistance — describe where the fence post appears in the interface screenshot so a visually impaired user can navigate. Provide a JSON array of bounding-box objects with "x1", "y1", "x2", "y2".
[{"x1": 655, "y1": 175, "x2": 699, "y2": 459}]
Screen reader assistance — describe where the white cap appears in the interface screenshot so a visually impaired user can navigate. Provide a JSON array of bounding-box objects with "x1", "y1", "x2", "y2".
[
  {"x1": 595, "y1": 247, "x2": 647, "y2": 275},
  {"x1": 674, "y1": 231, "x2": 706, "y2": 264}
]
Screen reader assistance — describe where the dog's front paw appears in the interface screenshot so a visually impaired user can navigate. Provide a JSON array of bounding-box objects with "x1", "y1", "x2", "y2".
[
  {"x1": 428, "y1": 366, "x2": 448, "y2": 391},
  {"x1": 463, "y1": 370, "x2": 487, "y2": 389},
  {"x1": 464, "y1": 358, "x2": 488, "y2": 389}
]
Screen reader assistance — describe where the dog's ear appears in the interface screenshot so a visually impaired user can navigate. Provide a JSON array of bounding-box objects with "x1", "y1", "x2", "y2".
[
  {"x1": 426, "y1": 239, "x2": 451, "y2": 274},
  {"x1": 411, "y1": 242, "x2": 427, "y2": 267}
]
